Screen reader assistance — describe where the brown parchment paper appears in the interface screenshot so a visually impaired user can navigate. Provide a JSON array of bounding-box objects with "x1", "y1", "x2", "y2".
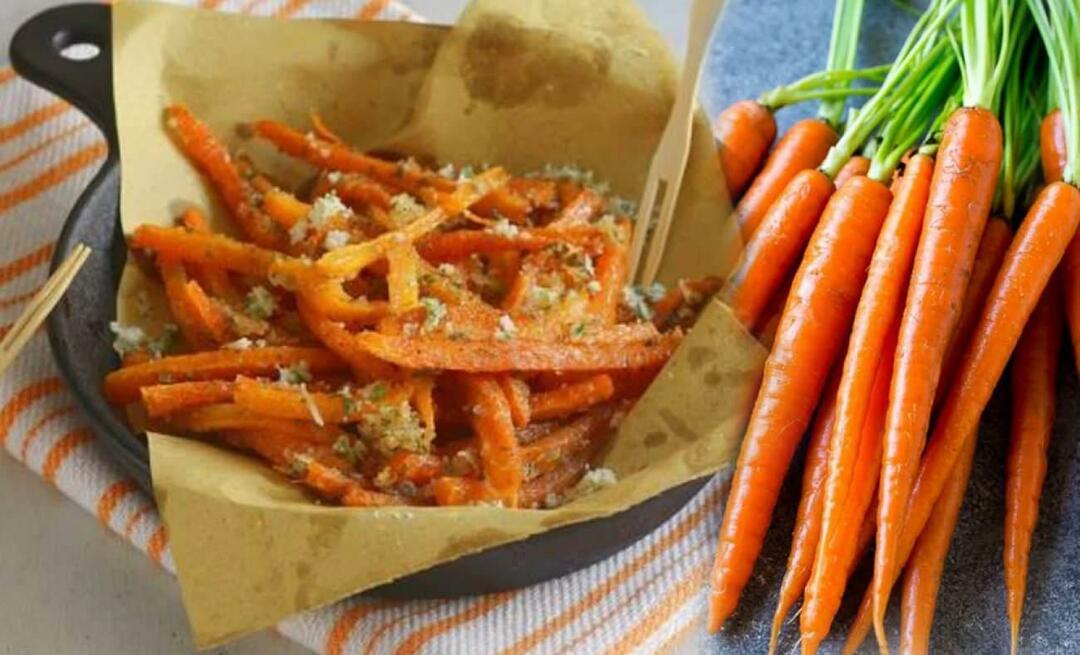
[{"x1": 112, "y1": 0, "x2": 763, "y2": 647}]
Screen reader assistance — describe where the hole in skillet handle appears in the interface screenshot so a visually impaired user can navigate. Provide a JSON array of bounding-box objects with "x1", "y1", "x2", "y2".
[{"x1": 9, "y1": 3, "x2": 117, "y2": 150}]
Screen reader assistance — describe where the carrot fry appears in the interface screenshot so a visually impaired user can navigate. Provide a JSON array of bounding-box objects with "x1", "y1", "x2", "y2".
[
  {"x1": 160, "y1": 260, "x2": 226, "y2": 349},
  {"x1": 519, "y1": 450, "x2": 592, "y2": 508},
  {"x1": 252, "y1": 119, "x2": 455, "y2": 194},
  {"x1": 131, "y1": 225, "x2": 279, "y2": 278},
  {"x1": 497, "y1": 375, "x2": 532, "y2": 428},
  {"x1": 873, "y1": 107, "x2": 1003, "y2": 644},
  {"x1": 767, "y1": 367, "x2": 841, "y2": 655},
  {"x1": 460, "y1": 375, "x2": 523, "y2": 507},
  {"x1": 588, "y1": 224, "x2": 631, "y2": 325},
  {"x1": 530, "y1": 374, "x2": 615, "y2": 421},
  {"x1": 1003, "y1": 277, "x2": 1062, "y2": 655},
  {"x1": 166, "y1": 105, "x2": 285, "y2": 249},
  {"x1": 520, "y1": 404, "x2": 615, "y2": 478},
  {"x1": 432, "y1": 476, "x2": 492, "y2": 506},
  {"x1": 714, "y1": 100, "x2": 777, "y2": 199},
  {"x1": 295, "y1": 296, "x2": 398, "y2": 380},
  {"x1": 417, "y1": 225, "x2": 604, "y2": 261},
  {"x1": 171, "y1": 403, "x2": 345, "y2": 443},
  {"x1": 387, "y1": 452, "x2": 445, "y2": 485},
  {"x1": 104, "y1": 346, "x2": 348, "y2": 405},
  {"x1": 302, "y1": 460, "x2": 409, "y2": 507},
  {"x1": 709, "y1": 175, "x2": 891, "y2": 632},
  {"x1": 386, "y1": 241, "x2": 421, "y2": 313},
  {"x1": 232, "y1": 377, "x2": 407, "y2": 424},
  {"x1": 262, "y1": 188, "x2": 311, "y2": 229},
  {"x1": 350, "y1": 330, "x2": 681, "y2": 373},
  {"x1": 734, "y1": 118, "x2": 837, "y2": 238},
  {"x1": 141, "y1": 381, "x2": 235, "y2": 418}
]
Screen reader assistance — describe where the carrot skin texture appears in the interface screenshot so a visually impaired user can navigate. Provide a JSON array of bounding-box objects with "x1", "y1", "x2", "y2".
[
  {"x1": 722, "y1": 169, "x2": 834, "y2": 328},
  {"x1": 1004, "y1": 277, "x2": 1063, "y2": 655},
  {"x1": 874, "y1": 107, "x2": 1003, "y2": 648},
  {"x1": 849, "y1": 182, "x2": 1080, "y2": 655},
  {"x1": 898, "y1": 430, "x2": 978, "y2": 655},
  {"x1": 937, "y1": 217, "x2": 1014, "y2": 403},
  {"x1": 709, "y1": 175, "x2": 891, "y2": 632},
  {"x1": 767, "y1": 367, "x2": 841, "y2": 655},
  {"x1": 715, "y1": 100, "x2": 777, "y2": 199},
  {"x1": 734, "y1": 118, "x2": 837, "y2": 238}
]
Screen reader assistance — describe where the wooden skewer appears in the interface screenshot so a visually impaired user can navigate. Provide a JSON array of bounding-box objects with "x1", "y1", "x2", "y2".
[
  {"x1": 628, "y1": 0, "x2": 727, "y2": 285},
  {"x1": 0, "y1": 243, "x2": 91, "y2": 375}
]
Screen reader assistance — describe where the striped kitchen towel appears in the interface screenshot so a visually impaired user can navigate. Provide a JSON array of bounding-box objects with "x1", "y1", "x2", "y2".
[{"x1": 0, "y1": 1, "x2": 723, "y2": 653}]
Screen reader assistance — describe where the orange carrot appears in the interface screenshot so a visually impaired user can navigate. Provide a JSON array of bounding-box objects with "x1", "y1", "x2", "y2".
[
  {"x1": 1040, "y1": 109, "x2": 1066, "y2": 185},
  {"x1": 166, "y1": 105, "x2": 285, "y2": 249},
  {"x1": 834, "y1": 155, "x2": 871, "y2": 188},
  {"x1": 873, "y1": 107, "x2": 1003, "y2": 642},
  {"x1": 709, "y1": 175, "x2": 891, "y2": 632},
  {"x1": 801, "y1": 322, "x2": 897, "y2": 654},
  {"x1": 461, "y1": 375, "x2": 523, "y2": 507},
  {"x1": 140, "y1": 381, "x2": 235, "y2": 418},
  {"x1": 1003, "y1": 276, "x2": 1063, "y2": 655},
  {"x1": 734, "y1": 118, "x2": 837, "y2": 238},
  {"x1": 751, "y1": 273, "x2": 792, "y2": 350},
  {"x1": 854, "y1": 181, "x2": 1080, "y2": 655},
  {"x1": 103, "y1": 346, "x2": 348, "y2": 405},
  {"x1": 898, "y1": 430, "x2": 978, "y2": 655},
  {"x1": 721, "y1": 169, "x2": 834, "y2": 328},
  {"x1": 767, "y1": 367, "x2": 841, "y2": 655},
  {"x1": 936, "y1": 217, "x2": 1013, "y2": 402},
  {"x1": 714, "y1": 100, "x2": 777, "y2": 199},
  {"x1": 530, "y1": 374, "x2": 614, "y2": 421},
  {"x1": 262, "y1": 187, "x2": 311, "y2": 229},
  {"x1": 432, "y1": 477, "x2": 493, "y2": 506},
  {"x1": 797, "y1": 157, "x2": 933, "y2": 652},
  {"x1": 387, "y1": 452, "x2": 445, "y2": 485}
]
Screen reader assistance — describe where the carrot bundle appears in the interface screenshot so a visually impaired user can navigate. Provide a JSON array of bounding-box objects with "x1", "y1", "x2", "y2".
[{"x1": 709, "y1": 173, "x2": 891, "y2": 631}]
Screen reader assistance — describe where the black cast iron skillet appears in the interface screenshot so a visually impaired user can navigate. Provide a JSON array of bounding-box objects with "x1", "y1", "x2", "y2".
[{"x1": 10, "y1": 3, "x2": 709, "y2": 600}]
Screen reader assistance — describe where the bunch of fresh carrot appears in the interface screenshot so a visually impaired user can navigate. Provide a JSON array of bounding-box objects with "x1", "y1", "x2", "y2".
[{"x1": 708, "y1": 0, "x2": 1080, "y2": 652}]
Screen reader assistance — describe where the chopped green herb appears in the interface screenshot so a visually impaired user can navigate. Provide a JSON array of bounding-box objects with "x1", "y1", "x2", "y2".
[
  {"x1": 277, "y1": 361, "x2": 312, "y2": 385},
  {"x1": 420, "y1": 297, "x2": 447, "y2": 333},
  {"x1": 245, "y1": 286, "x2": 277, "y2": 319}
]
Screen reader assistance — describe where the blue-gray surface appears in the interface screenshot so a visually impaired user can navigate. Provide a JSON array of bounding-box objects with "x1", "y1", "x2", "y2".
[{"x1": 702, "y1": 1, "x2": 1080, "y2": 654}]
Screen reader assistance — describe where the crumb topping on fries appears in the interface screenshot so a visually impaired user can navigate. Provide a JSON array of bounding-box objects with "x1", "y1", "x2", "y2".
[{"x1": 104, "y1": 105, "x2": 722, "y2": 509}]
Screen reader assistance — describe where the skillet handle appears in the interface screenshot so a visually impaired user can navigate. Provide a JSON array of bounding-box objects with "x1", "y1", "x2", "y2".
[{"x1": 10, "y1": 3, "x2": 116, "y2": 154}]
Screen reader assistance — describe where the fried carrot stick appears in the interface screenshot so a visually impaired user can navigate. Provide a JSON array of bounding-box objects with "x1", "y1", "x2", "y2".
[
  {"x1": 709, "y1": 175, "x2": 891, "y2": 632},
  {"x1": 350, "y1": 330, "x2": 681, "y2": 373},
  {"x1": 497, "y1": 375, "x2": 532, "y2": 428},
  {"x1": 461, "y1": 375, "x2": 523, "y2": 507},
  {"x1": 166, "y1": 105, "x2": 285, "y2": 249},
  {"x1": 252, "y1": 119, "x2": 455, "y2": 194},
  {"x1": 141, "y1": 380, "x2": 236, "y2": 418},
  {"x1": 733, "y1": 118, "x2": 838, "y2": 238},
  {"x1": 131, "y1": 225, "x2": 279, "y2": 278},
  {"x1": 714, "y1": 100, "x2": 777, "y2": 199},
  {"x1": 530, "y1": 374, "x2": 615, "y2": 421},
  {"x1": 767, "y1": 367, "x2": 841, "y2": 655},
  {"x1": 1003, "y1": 276, "x2": 1063, "y2": 655},
  {"x1": 104, "y1": 347, "x2": 348, "y2": 405}
]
